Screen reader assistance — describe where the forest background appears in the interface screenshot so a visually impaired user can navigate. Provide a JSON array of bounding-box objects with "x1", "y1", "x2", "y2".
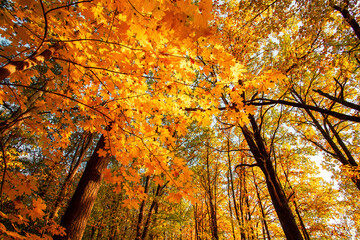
[{"x1": 0, "y1": 0, "x2": 360, "y2": 239}]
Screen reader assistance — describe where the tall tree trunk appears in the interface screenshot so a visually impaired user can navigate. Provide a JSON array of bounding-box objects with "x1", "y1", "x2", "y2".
[
  {"x1": 226, "y1": 165, "x2": 237, "y2": 240},
  {"x1": 226, "y1": 137, "x2": 241, "y2": 226},
  {"x1": 240, "y1": 115, "x2": 304, "y2": 240},
  {"x1": 238, "y1": 159, "x2": 246, "y2": 240},
  {"x1": 141, "y1": 183, "x2": 166, "y2": 240},
  {"x1": 54, "y1": 134, "x2": 110, "y2": 240},
  {"x1": 194, "y1": 203, "x2": 200, "y2": 240},
  {"x1": 205, "y1": 142, "x2": 219, "y2": 240},
  {"x1": 135, "y1": 176, "x2": 151, "y2": 240}
]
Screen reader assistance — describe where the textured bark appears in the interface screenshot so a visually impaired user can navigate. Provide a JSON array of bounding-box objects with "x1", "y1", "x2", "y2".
[
  {"x1": 135, "y1": 176, "x2": 151, "y2": 240},
  {"x1": 54, "y1": 134, "x2": 110, "y2": 240}
]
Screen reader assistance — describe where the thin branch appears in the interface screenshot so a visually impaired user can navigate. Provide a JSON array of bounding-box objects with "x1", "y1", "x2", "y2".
[
  {"x1": 235, "y1": 163, "x2": 259, "y2": 170},
  {"x1": 52, "y1": 39, "x2": 144, "y2": 51},
  {"x1": 45, "y1": 0, "x2": 93, "y2": 14},
  {"x1": 0, "y1": 142, "x2": 7, "y2": 211},
  {"x1": 29, "y1": 0, "x2": 48, "y2": 58},
  {"x1": 240, "y1": 0, "x2": 279, "y2": 30},
  {"x1": 53, "y1": 57, "x2": 133, "y2": 75},
  {"x1": 203, "y1": 143, "x2": 249, "y2": 153},
  {"x1": 0, "y1": 82, "x2": 115, "y2": 124},
  {"x1": 127, "y1": 0, "x2": 148, "y2": 18}
]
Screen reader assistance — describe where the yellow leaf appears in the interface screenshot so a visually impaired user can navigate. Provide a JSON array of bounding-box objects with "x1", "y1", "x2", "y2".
[{"x1": 230, "y1": 62, "x2": 246, "y2": 80}]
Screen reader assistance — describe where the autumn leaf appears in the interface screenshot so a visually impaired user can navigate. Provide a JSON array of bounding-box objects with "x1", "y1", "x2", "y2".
[
  {"x1": 28, "y1": 198, "x2": 46, "y2": 221},
  {"x1": 167, "y1": 192, "x2": 182, "y2": 203}
]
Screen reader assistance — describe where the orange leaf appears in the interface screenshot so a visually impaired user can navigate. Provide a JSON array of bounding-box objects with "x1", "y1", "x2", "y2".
[{"x1": 28, "y1": 198, "x2": 46, "y2": 221}]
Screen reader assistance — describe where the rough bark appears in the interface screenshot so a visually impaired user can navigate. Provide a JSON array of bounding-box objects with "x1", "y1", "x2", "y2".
[{"x1": 54, "y1": 134, "x2": 110, "y2": 240}]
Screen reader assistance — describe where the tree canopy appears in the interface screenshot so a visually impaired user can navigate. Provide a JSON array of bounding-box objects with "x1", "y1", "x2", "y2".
[{"x1": 0, "y1": 0, "x2": 360, "y2": 239}]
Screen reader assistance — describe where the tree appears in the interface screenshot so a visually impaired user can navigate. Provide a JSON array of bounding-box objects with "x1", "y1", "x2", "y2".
[
  {"x1": 2, "y1": 0, "x2": 360, "y2": 239},
  {"x1": 1, "y1": 0, "x2": 240, "y2": 238}
]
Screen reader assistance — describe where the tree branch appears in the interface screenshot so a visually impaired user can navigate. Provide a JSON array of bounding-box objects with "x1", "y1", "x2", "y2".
[
  {"x1": 247, "y1": 98, "x2": 360, "y2": 123},
  {"x1": 0, "y1": 43, "x2": 63, "y2": 81},
  {"x1": 234, "y1": 163, "x2": 259, "y2": 170},
  {"x1": 332, "y1": 5, "x2": 360, "y2": 41},
  {"x1": 313, "y1": 89, "x2": 360, "y2": 112}
]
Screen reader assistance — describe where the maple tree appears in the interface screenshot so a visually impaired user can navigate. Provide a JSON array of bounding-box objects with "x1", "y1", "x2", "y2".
[{"x1": 1, "y1": 0, "x2": 360, "y2": 239}]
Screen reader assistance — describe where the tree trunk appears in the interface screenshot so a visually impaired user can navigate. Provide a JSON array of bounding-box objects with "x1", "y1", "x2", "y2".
[
  {"x1": 54, "y1": 134, "x2": 110, "y2": 240},
  {"x1": 141, "y1": 183, "x2": 166, "y2": 240},
  {"x1": 240, "y1": 115, "x2": 303, "y2": 240},
  {"x1": 135, "y1": 176, "x2": 151, "y2": 240},
  {"x1": 226, "y1": 137, "x2": 241, "y2": 226},
  {"x1": 205, "y1": 142, "x2": 219, "y2": 240}
]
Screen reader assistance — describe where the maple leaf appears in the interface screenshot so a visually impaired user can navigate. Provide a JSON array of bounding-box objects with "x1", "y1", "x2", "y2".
[
  {"x1": 28, "y1": 198, "x2": 46, "y2": 221},
  {"x1": 153, "y1": 175, "x2": 164, "y2": 185},
  {"x1": 167, "y1": 192, "x2": 182, "y2": 203},
  {"x1": 230, "y1": 62, "x2": 246, "y2": 80},
  {"x1": 97, "y1": 148, "x2": 108, "y2": 158},
  {"x1": 122, "y1": 198, "x2": 140, "y2": 209}
]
